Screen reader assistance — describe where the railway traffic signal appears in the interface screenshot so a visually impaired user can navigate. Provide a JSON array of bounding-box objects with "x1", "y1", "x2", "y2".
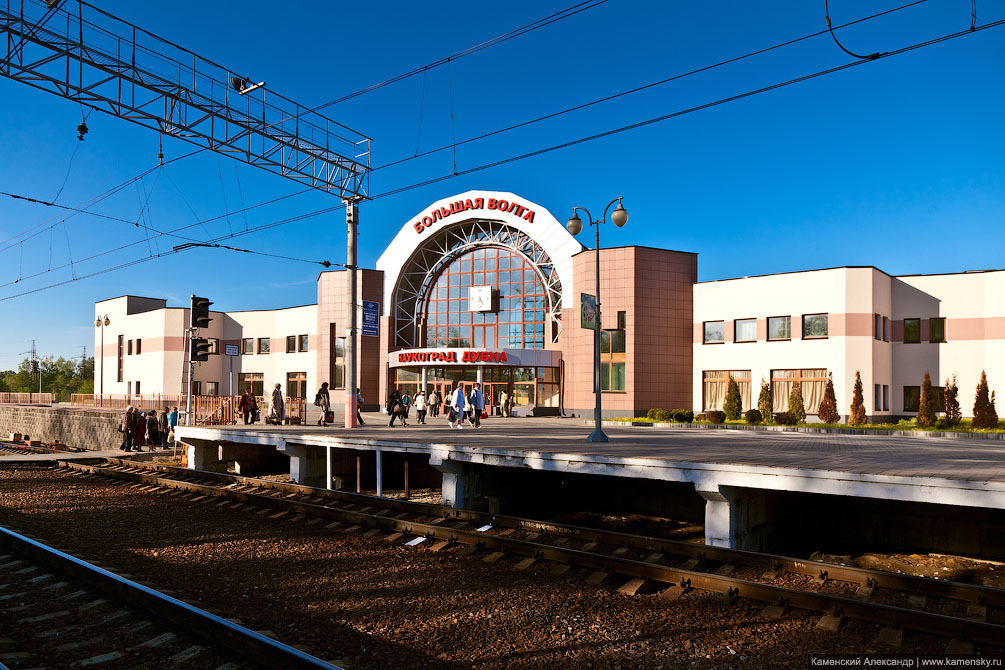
[
  {"x1": 191, "y1": 337, "x2": 212, "y2": 362},
  {"x1": 190, "y1": 295, "x2": 212, "y2": 329}
]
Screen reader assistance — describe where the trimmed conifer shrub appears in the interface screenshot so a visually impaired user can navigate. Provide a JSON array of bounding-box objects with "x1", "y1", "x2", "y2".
[
  {"x1": 724, "y1": 375, "x2": 742, "y2": 421},
  {"x1": 774, "y1": 411, "x2": 797, "y2": 426},
  {"x1": 849, "y1": 370, "x2": 867, "y2": 425},
  {"x1": 918, "y1": 371, "x2": 936, "y2": 427},
  {"x1": 944, "y1": 373, "x2": 961, "y2": 426},
  {"x1": 789, "y1": 381, "x2": 805, "y2": 424},
  {"x1": 973, "y1": 370, "x2": 997, "y2": 429},
  {"x1": 744, "y1": 409, "x2": 762, "y2": 424},
  {"x1": 757, "y1": 379, "x2": 772, "y2": 424},
  {"x1": 817, "y1": 373, "x2": 840, "y2": 424}
]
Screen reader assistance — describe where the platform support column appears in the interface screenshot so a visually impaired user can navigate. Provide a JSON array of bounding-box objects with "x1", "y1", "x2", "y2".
[
  {"x1": 326, "y1": 446, "x2": 333, "y2": 491},
  {"x1": 404, "y1": 458, "x2": 410, "y2": 500},
  {"x1": 185, "y1": 441, "x2": 226, "y2": 473},
  {"x1": 356, "y1": 455, "x2": 362, "y2": 493},
  {"x1": 698, "y1": 486, "x2": 773, "y2": 551},
  {"x1": 431, "y1": 460, "x2": 482, "y2": 509},
  {"x1": 375, "y1": 448, "x2": 383, "y2": 497},
  {"x1": 277, "y1": 441, "x2": 326, "y2": 487}
]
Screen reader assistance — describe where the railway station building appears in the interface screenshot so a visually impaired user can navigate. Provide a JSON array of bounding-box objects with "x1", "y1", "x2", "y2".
[{"x1": 93, "y1": 190, "x2": 1004, "y2": 421}]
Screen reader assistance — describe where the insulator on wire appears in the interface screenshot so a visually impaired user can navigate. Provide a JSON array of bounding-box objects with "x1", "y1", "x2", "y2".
[{"x1": 76, "y1": 121, "x2": 88, "y2": 141}]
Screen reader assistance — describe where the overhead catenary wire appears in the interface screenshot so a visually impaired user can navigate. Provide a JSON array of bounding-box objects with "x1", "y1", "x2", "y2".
[
  {"x1": 1, "y1": 15, "x2": 999, "y2": 302},
  {"x1": 373, "y1": 0, "x2": 930, "y2": 173}
]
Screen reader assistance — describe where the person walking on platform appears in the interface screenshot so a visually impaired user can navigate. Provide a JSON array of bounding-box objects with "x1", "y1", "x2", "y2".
[
  {"x1": 316, "y1": 382, "x2": 331, "y2": 427},
  {"x1": 168, "y1": 407, "x2": 179, "y2": 443},
  {"x1": 119, "y1": 406, "x2": 135, "y2": 452},
  {"x1": 449, "y1": 382, "x2": 466, "y2": 429},
  {"x1": 146, "y1": 410, "x2": 161, "y2": 450},
  {"x1": 428, "y1": 389, "x2": 440, "y2": 418},
  {"x1": 271, "y1": 383, "x2": 285, "y2": 424},
  {"x1": 400, "y1": 391, "x2": 411, "y2": 420},
  {"x1": 133, "y1": 408, "x2": 147, "y2": 452},
  {"x1": 387, "y1": 386, "x2": 406, "y2": 427},
  {"x1": 239, "y1": 389, "x2": 257, "y2": 425},
  {"x1": 504, "y1": 391, "x2": 514, "y2": 418},
  {"x1": 414, "y1": 390, "x2": 427, "y2": 425},
  {"x1": 355, "y1": 388, "x2": 366, "y2": 426},
  {"x1": 158, "y1": 406, "x2": 170, "y2": 448},
  {"x1": 469, "y1": 383, "x2": 485, "y2": 428},
  {"x1": 500, "y1": 390, "x2": 510, "y2": 417}
]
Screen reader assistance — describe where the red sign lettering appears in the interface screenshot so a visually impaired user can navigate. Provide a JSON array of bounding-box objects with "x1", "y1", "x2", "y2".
[
  {"x1": 397, "y1": 350, "x2": 509, "y2": 364},
  {"x1": 412, "y1": 198, "x2": 535, "y2": 235}
]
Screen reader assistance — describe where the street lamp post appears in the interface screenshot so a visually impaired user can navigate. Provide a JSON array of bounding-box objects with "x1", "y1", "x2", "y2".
[
  {"x1": 94, "y1": 314, "x2": 110, "y2": 406},
  {"x1": 567, "y1": 198, "x2": 628, "y2": 443}
]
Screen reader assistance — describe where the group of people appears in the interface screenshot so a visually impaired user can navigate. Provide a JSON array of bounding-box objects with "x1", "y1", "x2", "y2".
[
  {"x1": 385, "y1": 382, "x2": 492, "y2": 429},
  {"x1": 238, "y1": 384, "x2": 290, "y2": 425},
  {"x1": 314, "y1": 382, "x2": 365, "y2": 427},
  {"x1": 119, "y1": 405, "x2": 178, "y2": 452}
]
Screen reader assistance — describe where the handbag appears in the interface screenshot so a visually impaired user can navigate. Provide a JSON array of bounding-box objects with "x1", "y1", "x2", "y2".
[{"x1": 481, "y1": 410, "x2": 488, "y2": 419}]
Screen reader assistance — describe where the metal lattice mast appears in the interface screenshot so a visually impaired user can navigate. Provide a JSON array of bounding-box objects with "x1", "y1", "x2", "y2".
[{"x1": 0, "y1": 0, "x2": 370, "y2": 198}]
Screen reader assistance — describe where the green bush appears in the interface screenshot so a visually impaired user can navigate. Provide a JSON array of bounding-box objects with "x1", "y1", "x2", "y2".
[
  {"x1": 744, "y1": 409, "x2": 762, "y2": 424},
  {"x1": 646, "y1": 408, "x2": 660, "y2": 420},
  {"x1": 774, "y1": 411, "x2": 797, "y2": 426},
  {"x1": 670, "y1": 409, "x2": 694, "y2": 423},
  {"x1": 789, "y1": 382, "x2": 805, "y2": 423},
  {"x1": 849, "y1": 370, "x2": 867, "y2": 425},
  {"x1": 817, "y1": 373, "x2": 840, "y2": 424},
  {"x1": 724, "y1": 376, "x2": 742, "y2": 421},
  {"x1": 918, "y1": 371, "x2": 936, "y2": 427},
  {"x1": 651, "y1": 409, "x2": 672, "y2": 423},
  {"x1": 698, "y1": 410, "x2": 725, "y2": 424},
  {"x1": 757, "y1": 379, "x2": 772, "y2": 424},
  {"x1": 944, "y1": 374, "x2": 961, "y2": 426}
]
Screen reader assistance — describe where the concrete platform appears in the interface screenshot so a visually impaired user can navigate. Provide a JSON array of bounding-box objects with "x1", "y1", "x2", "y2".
[{"x1": 175, "y1": 414, "x2": 1005, "y2": 553}]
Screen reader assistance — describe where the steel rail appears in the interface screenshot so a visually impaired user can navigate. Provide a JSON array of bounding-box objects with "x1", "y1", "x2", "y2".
[
  {"x1": 97, "y1": 458, "x2": 1005, "y2": 607},
  {"x1": 63, "y1": 460, "x2": 1005, "y2": 647},
  {"x1": 0, "y1": 523, "x2": 342, "y2": 670}
]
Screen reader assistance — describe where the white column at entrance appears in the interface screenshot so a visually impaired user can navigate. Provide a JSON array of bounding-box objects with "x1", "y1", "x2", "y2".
[
  {"x1": 477, "y1": 366, "x2": 484, "y2": 385},
  {"x1": 421, "y1": 367, "x2": 427, "y2": 393}
]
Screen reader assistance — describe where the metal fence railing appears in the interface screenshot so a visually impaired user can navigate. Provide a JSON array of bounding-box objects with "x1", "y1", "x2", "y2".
[
  {"x1": 70, "y1": 394, "x2": 183, "y2": 411},
  {"x1": 0, "y1": 392, "x2": 54, "y2": 405}
]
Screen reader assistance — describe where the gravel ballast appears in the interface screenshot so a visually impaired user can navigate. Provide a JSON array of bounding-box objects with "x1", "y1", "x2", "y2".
[{"x1": 0, "y1": 464, "x2": 1000, "y2": 669}]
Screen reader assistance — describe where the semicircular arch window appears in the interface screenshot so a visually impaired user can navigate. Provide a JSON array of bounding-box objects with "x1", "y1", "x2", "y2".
[{"x1": 424, "y1": 247, "x2": 546, "y2": 349}]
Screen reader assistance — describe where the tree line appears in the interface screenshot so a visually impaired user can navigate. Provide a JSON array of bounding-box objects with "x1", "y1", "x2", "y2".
[{"x1": 0, "y1": 357, "x2": 94, "y2": 402}]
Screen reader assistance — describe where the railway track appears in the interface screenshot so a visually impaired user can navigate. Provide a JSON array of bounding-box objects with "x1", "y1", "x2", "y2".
[
  {"x1": 0, "y1": 523, "x2": 342, "y2": 669},
  {"x1": 60, "y1": 458, "x2": 1005, "y2": 651},
  {"x1": 0, "y1": 440, "x2": 83, "y2": 455}
]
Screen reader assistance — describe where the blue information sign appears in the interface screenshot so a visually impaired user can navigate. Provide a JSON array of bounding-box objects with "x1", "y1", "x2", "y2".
[{"x1": 362, "y1": 300, "x2": 379, "y2": 337}]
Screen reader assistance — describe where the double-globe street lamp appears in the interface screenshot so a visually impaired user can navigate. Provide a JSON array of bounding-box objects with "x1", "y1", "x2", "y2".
[
  {"x1": 95, "y1": 314, "x2": 110, "y2": 404},
  {"x1": 567, "y1": 198, "x2": 628, "y2": 443}
]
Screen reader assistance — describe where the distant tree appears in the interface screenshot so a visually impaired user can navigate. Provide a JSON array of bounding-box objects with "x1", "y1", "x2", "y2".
[
  {"x1": 723, "y1": 375, "x2": 742, "y2": 421},
  {"x1": 973, "y1": 370, "x2": 998, "y2": 429},
  {"x1": 817, "y1": 373, "x2": 840, "y2": 424},
  {"x1": 0, "y1": 356, "x2": 93, "y2": 401},
  {"x1": 849, "y1": 371, "x2": 867, "y2": 425},
  {"x1": 943, "y1": 374, "x2": 961, "y2": 426},
  {"x1": 757, "y1": 379, "x2": 772, "y2": 424},
  {"x1": 789, "y1": 381, "x2": 805, "y2": 424},
  {"x1": 918, "y1": 372, "x2": 936, "y2": 427},
  {"x1": 991, "y1": 391, "x2": 999, "y2": 428}
]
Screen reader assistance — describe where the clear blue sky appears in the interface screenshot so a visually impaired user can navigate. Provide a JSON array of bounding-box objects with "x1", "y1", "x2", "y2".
[{"x1": 0, "y1": 0, "x2": 1002, "y2": 370}]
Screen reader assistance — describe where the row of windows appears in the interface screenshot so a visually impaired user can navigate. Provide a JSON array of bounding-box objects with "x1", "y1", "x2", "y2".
[
  {"x1": 704, "y1": 314, "x2": 949, "y2": 344},
  {"x1": 240, "y1": 335, "x2": 309, "y2": 355},
  {"x1": 703, "y1": 315, "x2": 827, "y2": 344}
]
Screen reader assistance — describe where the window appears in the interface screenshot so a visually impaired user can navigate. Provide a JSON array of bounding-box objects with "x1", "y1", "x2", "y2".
[
  {"x1": 258, "y1": 337, "x2": 270, "y2": 354},
  {"x1": 333, "y1": 336, "x2": 346, "y2": 389},
  {"x1": 600, "y1": 329, "x2": 626, "y2": 391},
  {"x1": 703, "y1": 371, "x2": 751, "y2": 411},
  {"x1": 883, "y1": 316, "x2": 889, "y2": 342},
  {"x1": 768, "y1": 316, "x2": 791, "y2": 341},
  {"x1": 930, "y1": 317, "x2": 946, "y2": 343},
  {"x1": 904, "y1": 386, "x2": 920, "y2": 412},
  {"x1": 127, "y1": 381, "x2": 132, "y2": 395},
  {"x1": 238, "y1": 373, "x2": 263, "y2": 397},
  {"x1": 934, "y1": 386, "x2": 945, "y2": 409},
  {"x1": 424, "y1": 247, "x2": 548, "y2": 349},
  {"x1": 135, "y1": 381, "x2": 140, "y2": 394},
  {"x1": 883, "y1": 385, "x2": 889, "y2": 411},
  {"x1": 127, "y1": 339, "x2": 133, "y2": 355},
  {"x1": 904, "y1": 318, "x2": 921, "y2": 343},
  {"x1": 734, "y1": 318, "x2": 757, "y2": 343},
  {"x1": 874, "y1": 314, "x2": 882, "y2": 340},
  {"x1": 192, "y1": 381, "x2": 202, "y2": 396},
  {"x1": 286, "y1": 335, "x2": 296, "y2": 353},
  {"x1": 117, "y1": 335, "x2": 124, "y2": 382},
  {"x1": 771, "y1": 369, "x2": 828, "y2": 413},
  {"x1": 875, "y1": 384, "x2": 881, "y2": 411},
  {"x1": 299, "y1": 334, "x2": 309, "y2": 352},
  {"x1": 136, "y1": 338, "x2": 142, "y2": 354},
  {"x1": 208, "y1": 338, "x2": 220, "y2": 354},
  {"x1": 205, "y1": 381, "x2": 219, "y2": 396},
  {"x1": 617, "y1": 311, "x2": 627, "y2": 329},
  {"x1": 287, "y1": 371, "x2": 307, "y2": 399},
  {"x1": 802, "y1": 314, "x2": 828, "y2": 339},
  {"x1": 242, "y1": 338, "x2": 254, "y2": 354},
  {"x1": 703, "y1": 321, "x2": 725, "y2": 344}
]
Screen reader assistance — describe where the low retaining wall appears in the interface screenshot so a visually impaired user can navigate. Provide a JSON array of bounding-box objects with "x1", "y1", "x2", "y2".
[{"x1": 0, "y1": 404, "x2": 121, "y2": 451}]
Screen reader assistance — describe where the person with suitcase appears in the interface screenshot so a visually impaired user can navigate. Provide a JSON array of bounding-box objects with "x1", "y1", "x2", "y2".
[{"x1": 469, "y1": 383, "x2": 485, "y2": 429}]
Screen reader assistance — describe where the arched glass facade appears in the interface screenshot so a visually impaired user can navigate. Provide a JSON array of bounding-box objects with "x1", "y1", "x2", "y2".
[{"x1": 424, "y1": 247, "x2": 547, "y2": 349}]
